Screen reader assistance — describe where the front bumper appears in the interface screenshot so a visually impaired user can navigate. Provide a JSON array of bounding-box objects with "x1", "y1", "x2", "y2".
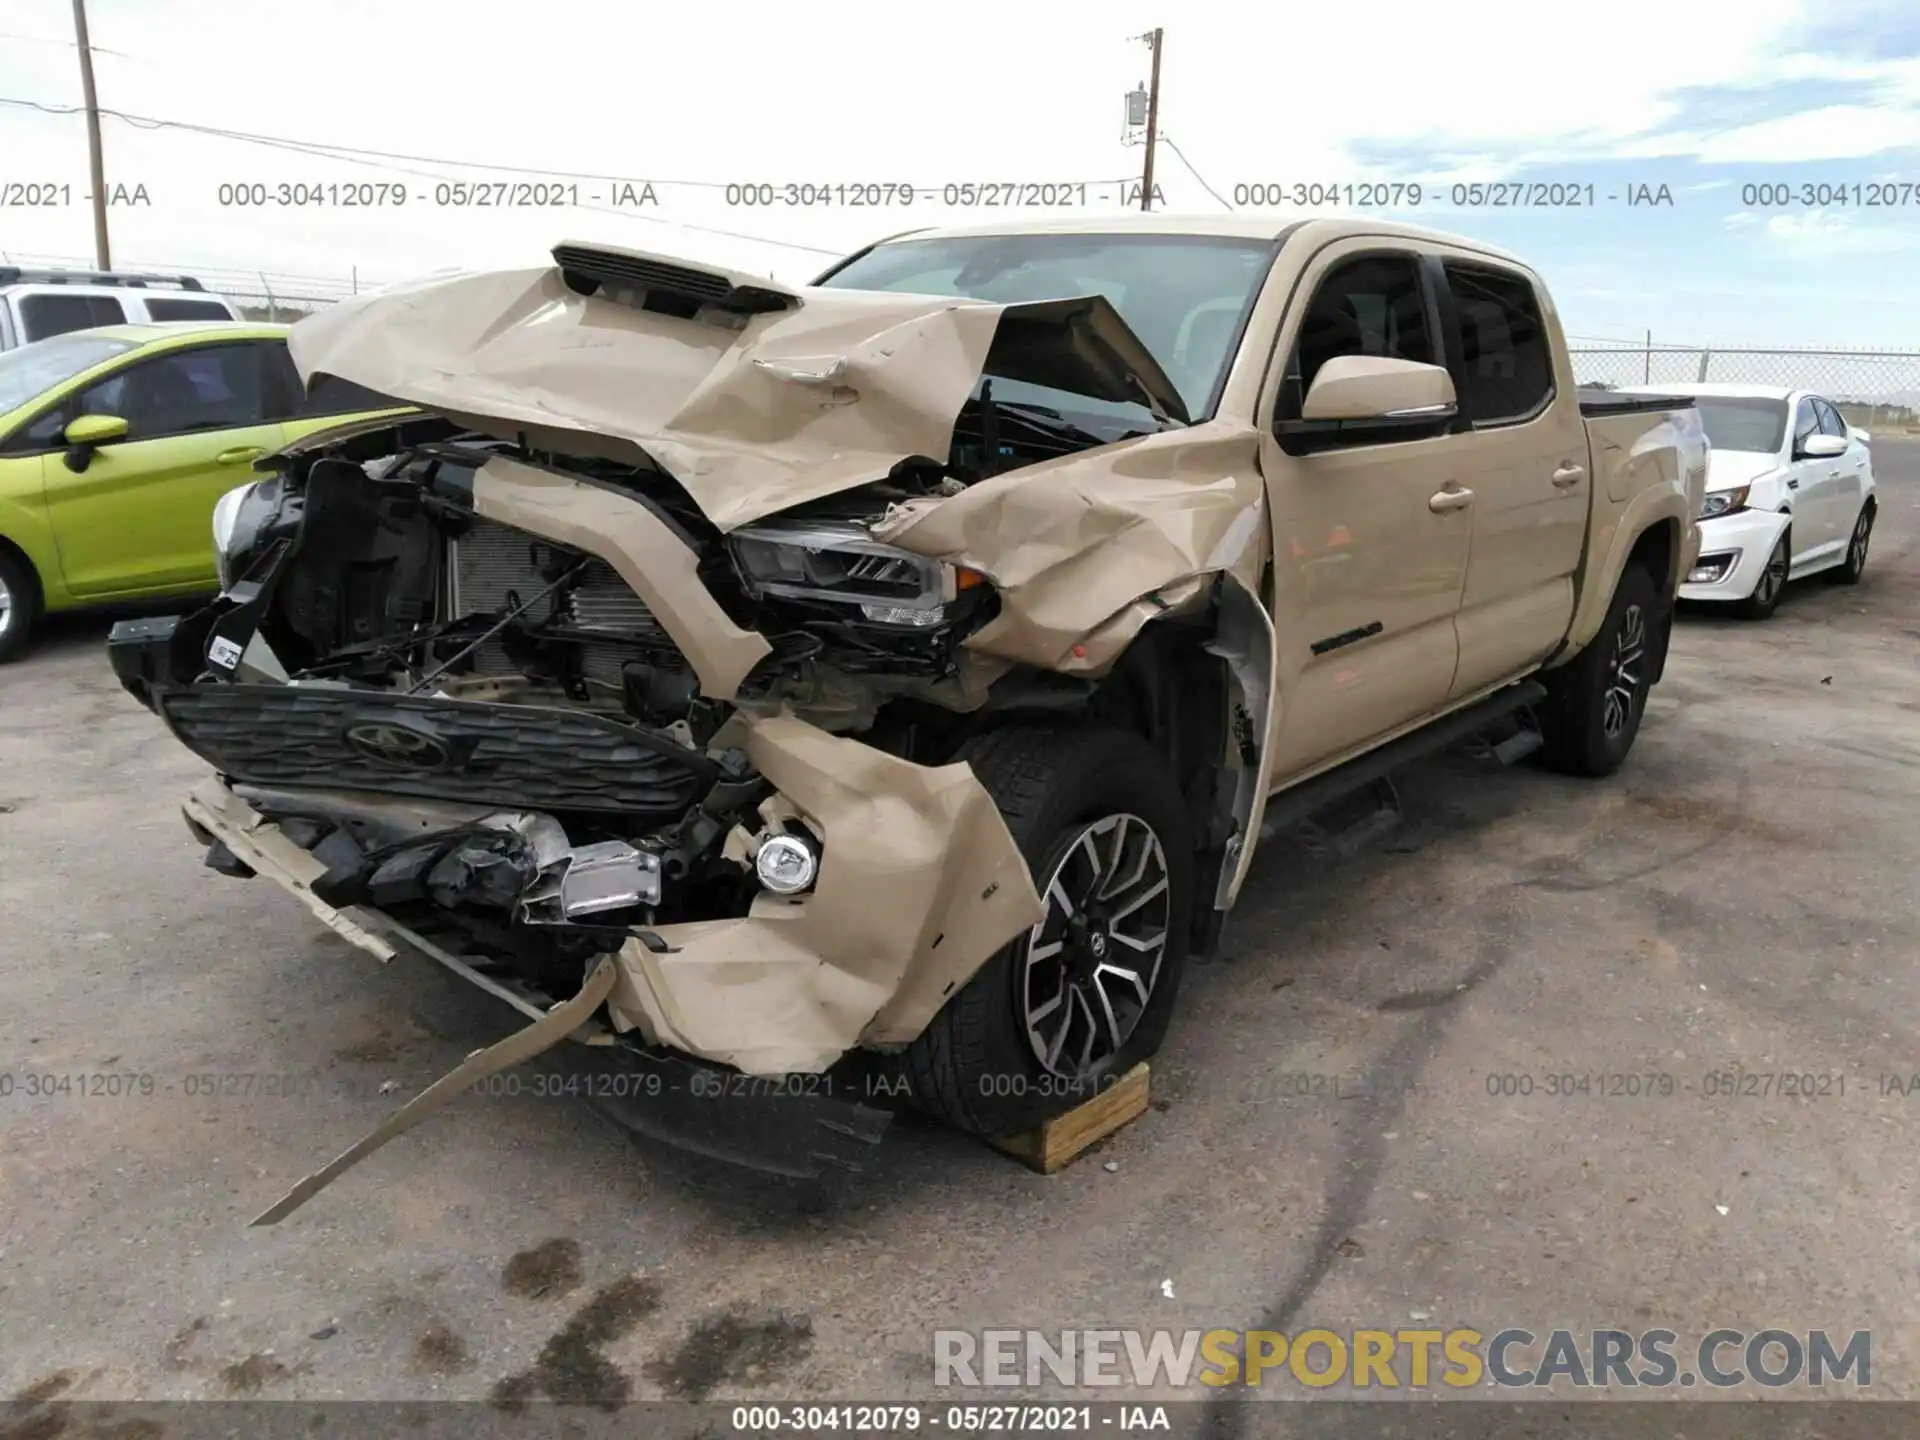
[
  {"x1": 1678, "y1": 508, "x2": 1791, "y2": 604},
  {"x1": 183, "y1": 753, "x2": 1038, "y2": 1218}
]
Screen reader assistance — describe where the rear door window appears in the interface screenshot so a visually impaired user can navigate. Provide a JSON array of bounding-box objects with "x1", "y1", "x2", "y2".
[
  {"x1": 262, "y1": 340, "x2": 400, "y2": 417},
  {"x1": 143, "y1": 297, "x2": 237, "y2": 323},
  {"x1": 18, "y1": 293, "x2": 128, "y2": 342},
  {"x1": 1442, "y1": 263, "x2": 1555, "y2": 425}
]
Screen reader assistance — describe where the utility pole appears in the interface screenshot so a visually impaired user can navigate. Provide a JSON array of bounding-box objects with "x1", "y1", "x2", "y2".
[
  {"x1": 71, "y1": 0, "x2": 112, "y2": 270},
  {"x1": 1139, "y1": 28, "x2": 1163, "y2": 212}
]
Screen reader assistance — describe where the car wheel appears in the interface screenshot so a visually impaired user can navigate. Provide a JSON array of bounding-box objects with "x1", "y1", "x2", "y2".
[
  {"x1": 1826, "y1": 503, "x2": 1874, "y2": 586},
  {"x1": 1536, "y1": 561, "x2": 1664, "y2": 779},
  {"x1": 0, "y1": 548, "x2": 43, "y2": 664},
  {"x1": 897, "y1": 724, "x2": 1194, "y2": 1138},
  {"x1": 1732, "y1": 530, "x2": 1790, "y2": 620}
]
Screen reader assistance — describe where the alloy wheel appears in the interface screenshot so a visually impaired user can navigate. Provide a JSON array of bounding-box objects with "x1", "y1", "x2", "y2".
[
  {"x1": 1601, "y1": 604, "x2": 1646, "y2": 739},
  {"x1": 1850, "y1": 511, "x2": 1872, "y2": 574},
  {"x1": 1021, "y1": 813, "x2": 1172, "y2": 1079},
  {"x1": 0, "y1": 573, "x2": 12, "y2": 636}
]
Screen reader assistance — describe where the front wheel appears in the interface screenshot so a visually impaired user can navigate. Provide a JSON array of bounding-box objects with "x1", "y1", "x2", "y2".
[
  {"x1": 898, "y1": 724, "x2": 1195, "y2": 1138},
  {"x1": 0, "y1": 548, "x2": 43, "y2": 665},
  {"x1": 1536, "y1": 561, "x2": 1665, "y2": 778},
  {"x1": 1732, "y1": 530, "x2": 1790, "y2": 619}
]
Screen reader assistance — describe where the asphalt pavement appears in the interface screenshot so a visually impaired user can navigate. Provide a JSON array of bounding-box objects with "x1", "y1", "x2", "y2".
[{"x1": 2, "y1": 442, "x2": 1917, "y2": 1418}]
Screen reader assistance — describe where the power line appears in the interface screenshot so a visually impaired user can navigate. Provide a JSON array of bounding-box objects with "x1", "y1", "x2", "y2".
[
  {"x1": 0, "y1": 30, "x2": 132, "y2": 57},
  {"x1": 1157, "y1": 135, "x2": 1235, "y2": 211},
  {"x1": 0, "y1": 95, "x2": 857, "y2": 257}
]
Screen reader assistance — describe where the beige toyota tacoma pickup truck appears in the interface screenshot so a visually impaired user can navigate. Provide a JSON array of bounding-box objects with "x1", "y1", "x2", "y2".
[{"x1": 109, "y1": 216, "x2": 1706, "y2": 1217}]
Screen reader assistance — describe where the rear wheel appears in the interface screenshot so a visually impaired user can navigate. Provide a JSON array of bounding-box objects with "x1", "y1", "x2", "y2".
[
  {"x1": 1536, "y1": 561, "x2": 1663, "y2": 778},
  {"x1": 898, "y1": 724, "x2": 1194, "y2": 1138},
  {"x1": 1826, "y1": 503, "x2": 1873, "y2": 585},
  {"x1": 1732, "y1": 530, "x2": 1790, "y2": 619},
  {"x1": 0, "y1": 548, "x2": 43, "y2": 665}
]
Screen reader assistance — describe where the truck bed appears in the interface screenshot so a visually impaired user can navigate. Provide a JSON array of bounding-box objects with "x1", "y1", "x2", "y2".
[{"x1": 1578, "y1": 388, "x2": 1696, "y2": 417}]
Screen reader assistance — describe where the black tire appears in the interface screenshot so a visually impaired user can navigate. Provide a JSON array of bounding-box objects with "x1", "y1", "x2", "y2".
[
  {"x1": 1731, "y1": 528, "x2": 1790, "y2": 619},
  {"x1": 898, "y1": 724, "x2": 1195, "y2": 1138},
  {"x1": 0, "y1": 547, "x2": 43, "y2": 665},
  {"x1": 1536, "y1": 561, "x2": 1664, "y2": 778},
  {"x1": 1826, "y1": 502, "x2": 1874, "y2": 585}
]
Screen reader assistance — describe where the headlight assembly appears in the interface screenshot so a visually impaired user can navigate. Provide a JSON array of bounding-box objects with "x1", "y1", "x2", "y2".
[
  {"x1": 210, "y1": 482, "x2": 258, "y2": 590},
  {"x1": 1699, "y1": 485, "x2": 1749, "y2": 520},
  {"x1": 726, "y1": 520, "x2": 986, "y2": 626}
]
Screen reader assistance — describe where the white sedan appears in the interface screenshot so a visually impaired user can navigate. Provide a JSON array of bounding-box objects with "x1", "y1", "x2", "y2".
[{"x1": 1621, "y1": 383, "x2": 1877, "y2": 618}]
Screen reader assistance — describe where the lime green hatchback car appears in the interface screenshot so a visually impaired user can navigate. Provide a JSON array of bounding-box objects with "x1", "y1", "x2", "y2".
[{"x1": 0, "y1": 321, "x2": 405, "y2": 661}]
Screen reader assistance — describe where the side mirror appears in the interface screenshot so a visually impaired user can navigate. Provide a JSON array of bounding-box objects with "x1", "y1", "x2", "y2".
[
  {"x1": 62, "y1": 413, "x2": 129, "y2": 473},
  {"x1": 1298, "y1": 356, "x2": 1458, "y2": 425},
  {"x1": 1797, "y1": 432, "x2": 1847, "y2": 459},
  {"x1": 65, "y1": 413, "x2": 129, "y2": 447}
]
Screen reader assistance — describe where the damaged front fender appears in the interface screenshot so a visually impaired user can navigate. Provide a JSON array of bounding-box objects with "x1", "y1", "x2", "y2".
[
  {"x1": 609, "y1": 712, "x2": 1043, "y2": 1073},
  {"x1": 872, "y1": 425, "x2": 1269, "y2": 677}
]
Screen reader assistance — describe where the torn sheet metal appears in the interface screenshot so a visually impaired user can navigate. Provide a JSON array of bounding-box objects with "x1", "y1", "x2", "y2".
[
  {"x1": 605, "y1": 712, "x2": 1044, "y2": 1075},
  {"x1": 286, "y1": 240, "x2": 1186, "y2": 532},
  {"x1": 1206, "y1": 574, "x2": 1280, "y2": 909},
  {"x1": 470, "y1": 454, "x2": 772, "y2": 700},
  {"x1": 251, "y1": 955, "x2": 620, "y2": 1225},
  {"x1": 872, "y1": 426, "x2": 1269, "y2": 675},
  {"x1": 183, "y1": 780, "x2": 397, "y2": 962}
]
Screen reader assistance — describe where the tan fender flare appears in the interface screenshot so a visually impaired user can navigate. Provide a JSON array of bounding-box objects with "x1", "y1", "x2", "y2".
[{"x1": 1561, "y1": 488, "x2": 1694, "y2": 661}]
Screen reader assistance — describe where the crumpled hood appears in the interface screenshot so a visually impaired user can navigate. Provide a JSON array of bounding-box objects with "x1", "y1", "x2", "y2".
[
  {"x1": 1705, "y1": 448, "x2": 1785, "y2": 492},
  {"x1": 285, "y1": 240, "x2": 1190, "y2": 532}
]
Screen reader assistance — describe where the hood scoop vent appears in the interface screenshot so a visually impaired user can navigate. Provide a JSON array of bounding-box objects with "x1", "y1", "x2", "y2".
[{"x1": 553, "y1": 243, "x2": 798, "y2": 317}]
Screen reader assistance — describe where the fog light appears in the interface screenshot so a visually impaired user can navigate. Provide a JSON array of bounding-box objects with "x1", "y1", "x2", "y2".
[
  {"x1": 1689, "y1": 555, "x2": 1733, "y2": 584},
  {"x1": 754, "y1": 833, "x2": 818, "y2": 894}
]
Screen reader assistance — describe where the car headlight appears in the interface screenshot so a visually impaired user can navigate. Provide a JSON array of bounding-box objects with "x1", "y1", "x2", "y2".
[
  {"x1": 727, "y1": 520, "x2": 985, "y2": 627},
  {"x1": 211, "y1": 482, "x2": 257, "y2": 589},
  {"x1": 1700, "y1": 485, "x2": 1749, "y2": 520}
]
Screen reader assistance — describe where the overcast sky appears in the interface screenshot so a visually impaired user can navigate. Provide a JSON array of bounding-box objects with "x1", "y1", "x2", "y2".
[{"x1": 2, "y1": 0, "x2": 1918, "y2": 349}]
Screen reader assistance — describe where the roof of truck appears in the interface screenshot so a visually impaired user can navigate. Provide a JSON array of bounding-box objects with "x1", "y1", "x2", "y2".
[{"x1": 866, "y1": 212, "x2": 1534, "y2": 265}]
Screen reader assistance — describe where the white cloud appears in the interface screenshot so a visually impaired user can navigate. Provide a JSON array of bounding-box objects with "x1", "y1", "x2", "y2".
[
  {"x1": 1723, "y1": 211, "x2": 1762, "y2": 229},
  {"x1": 0, "y1": 0, "x2": 1913, "y2": 288},
  {"x1": 1764, "y1": 208, "x2": 1919, "y2": 254}
]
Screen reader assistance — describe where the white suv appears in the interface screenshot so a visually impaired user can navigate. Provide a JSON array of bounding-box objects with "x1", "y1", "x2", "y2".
[{"x1": 0, "y1": 268, "x2": 244, "y2": 350}]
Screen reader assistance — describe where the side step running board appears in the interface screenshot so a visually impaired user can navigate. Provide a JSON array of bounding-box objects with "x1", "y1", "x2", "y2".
[{"x1": 1259, "y1": 680, "x2": 1548, "y2": 842}]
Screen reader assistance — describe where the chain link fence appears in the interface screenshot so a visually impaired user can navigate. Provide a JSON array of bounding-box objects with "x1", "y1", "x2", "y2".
[{"x1": 1569, "y1": 344, "x2": 1920, "y2": 431}]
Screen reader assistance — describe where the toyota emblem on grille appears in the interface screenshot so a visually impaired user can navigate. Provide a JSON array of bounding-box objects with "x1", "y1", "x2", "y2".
[{"x1": 344, "y1": 720, "x2": 453, "y2": 769}]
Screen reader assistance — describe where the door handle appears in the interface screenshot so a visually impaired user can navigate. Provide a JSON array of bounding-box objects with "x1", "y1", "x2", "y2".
[
  {"x1": 1551, "y1": 462, "x2": 1586, "y2": 488},
  {"x1": 1428, "y1": 485, "x2": 1474, "y2": 513},
  {"x1": 215, "y1": 445, "x2": 266, "y2": 466}
]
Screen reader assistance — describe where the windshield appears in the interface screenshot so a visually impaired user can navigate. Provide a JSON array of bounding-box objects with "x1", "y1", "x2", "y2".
[
  {"x1": 815, "y1": 233, "x2": 1274, "y2": 429},
  {"x1": 1693, "y1": 397, "x2": 1789, "y2": 453},
  {"x1": 0, "y1": 331, "x2": 138, "y2": 414}
]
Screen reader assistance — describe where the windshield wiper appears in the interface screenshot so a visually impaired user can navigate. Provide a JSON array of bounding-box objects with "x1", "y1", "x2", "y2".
[{"x1": 994, "y1": 400, "x2": 1174, "y2": 444}]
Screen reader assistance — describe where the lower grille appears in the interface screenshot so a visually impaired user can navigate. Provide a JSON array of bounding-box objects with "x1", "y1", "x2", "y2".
[{"x1": 156, "y1": 684, "x2": 709, "y2": 817}]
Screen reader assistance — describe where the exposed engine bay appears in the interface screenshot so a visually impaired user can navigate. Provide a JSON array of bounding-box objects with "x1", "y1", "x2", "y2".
[{"x1": 108, "y1": 402, "x2": 1118, "y2": 1010}]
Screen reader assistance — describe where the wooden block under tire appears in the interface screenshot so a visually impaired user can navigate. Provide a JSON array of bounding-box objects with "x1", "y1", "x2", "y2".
[{"x1": 986, "y1": 1063, "x2": 1151, "y2": 1174}]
